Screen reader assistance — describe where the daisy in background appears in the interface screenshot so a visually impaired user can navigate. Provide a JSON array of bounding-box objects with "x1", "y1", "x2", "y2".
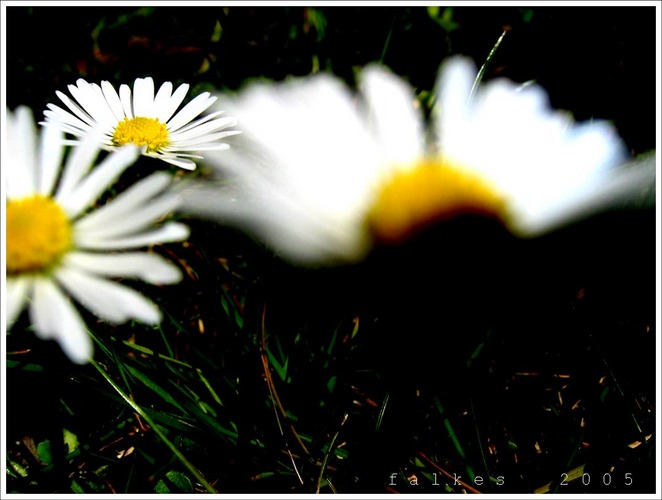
[
  {"x1": 43, "y1": 76, "x2": 240, "y2": 170},
  {"x1": 176, "y1": 56, "x2": 655, "y2": 265},
  {"x1": 5, "y1": 106, "x2": 190, "y2": 364}
]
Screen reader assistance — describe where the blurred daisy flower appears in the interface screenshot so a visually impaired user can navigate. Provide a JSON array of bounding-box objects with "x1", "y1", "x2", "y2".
[
  {"x1": 43, "y1": 76, "x2": 239, "y2": 170},
  {"x1": 5, "y1": 106, "x2": 190, "y2": 364},
  {"x1": 178, "y1": 56, "x2": 655, "y2": 264}
]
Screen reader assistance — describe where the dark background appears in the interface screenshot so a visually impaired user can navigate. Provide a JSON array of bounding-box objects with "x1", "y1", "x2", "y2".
[{"x1": 5, "y1": 6, "x2": 657, "y2": 154}]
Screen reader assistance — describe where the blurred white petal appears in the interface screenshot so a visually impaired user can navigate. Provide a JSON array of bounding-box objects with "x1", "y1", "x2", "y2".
[
  {"x1": 6, "y1": 276, "x2": 32, "y2": 329},
  {"x1": 6, "y1": 106, "x2": 38, "y2": 198},
  {"x1": 38, "y1": 122, "x2": 66, "y2": 195},
  {"x1": 60, "y1": 144, "x2": 140, "y2": 218},
  {"x1": 64, "y1": 251, "x2": 183, "y2": 284},
  {"x1": 78, "y1": 222, "x2": 190, "y2": 250},
  {"x1": 360, "y1": 64, "x2": 424, "y2": 165},
  {"x1": 75, "y1": 172, "x2": 174, "y2": 231},
  {"x1": 55, "y1": 267, "x2": 162, "y2": 324},
  {"x1": 30, "y1": 277, "x2": 93, "y2": 364}
]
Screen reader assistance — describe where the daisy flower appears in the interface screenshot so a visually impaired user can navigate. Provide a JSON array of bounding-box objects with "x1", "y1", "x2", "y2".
[
  {"x1": 177, "y1": 56, "x2": 655, "y2": 265},
  {"x1": 42, "y1": 76, "x2": 239, "y2": 170},
  {"x1": 5, "y1": 106, "x2": 190, "y2": 364}
]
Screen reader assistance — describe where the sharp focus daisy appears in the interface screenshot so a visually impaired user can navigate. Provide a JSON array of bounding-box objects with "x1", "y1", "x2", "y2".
[
  {"x1": 42, "y1": 76, "x2": 240, "y2": 170},
  {"x1": 5, "y1": 106, "x2": 190, "y2": 364},
  {"x1": 177, "y1": 56, "x2": 655, "y2": 264}
]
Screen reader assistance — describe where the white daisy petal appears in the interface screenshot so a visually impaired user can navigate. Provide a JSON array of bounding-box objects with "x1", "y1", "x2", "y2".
[
  {"x1": 43, "y1": 107, "x2": 93, "y2": 136},
  {"x1": 55, "y1": 127, "x2": 105, "y2": 201},
  {"x1": 153, "y1": 81, "x2": 174, "y2": 113},
  {"x1": 68, "y1": 79, "x2": 115, "y2": 125},
  {"x1": 38, "y1": 120, "x2": 66, "y2": 195},
  {"x1": 55, "y1": 267, "x2": 162, "y2": 325},
  {"x1": 166, "y1": 92, "x2": 216, "y2": 132},
  {"x1": 78, "y1": 222, "x2": 190, "y2": 250},
  {"x1": 101, "y1": 80, "x2": 127, "y2": 122},
  {"x1": 180, "y1": 73, "x2": 387, "y2": 260},
  {"x1": 171, "y1": 110, "x2": 233, "y2": 134},
  {"x1": 6, "y1": 276, "x2": 33, "y2": 329},
  {"x1": 50, "y1": 93, "x2": 96, "y2": 128},
  {"x1": 64, "y1": 251, "x2": 183, "y2": 284},
  {"x1": 75, "y1": 172, "x2": 174, "y2": 231},
  {"x1": 156, "y1": 82, "x2": 190, "y2": 123},
  {"x1": 164, "y1": 141, "x2": 232, "y2": 152},
  {"x1": 435, "y1": 56, "x2": 476, "y2": 150},
  {"x1": 169, "y1": 116, "x2": 240, "y2": 142},
  {"x1": 158, "y1": 156, "x2": 198, "y2": 170},
  {"x1": 76, "y1": 192, "x2": 180, "y2": 240},
  {"x1": 119, "y1": 83, "x2": 134, "y2": 118},
  {"x1": 7, "y1": 106, "x2": 38, "y2": 197},
  {"x1": 30, "y1": 277, "x2": 93, "y2": 364},
  {"x1": 53, "y1": 318, "x2": 94, "y2": 365},
  {"x1": 160, "y1": 152, "x2": 204, "y2": 159},
  {"x1": 59, "y1": 144, "x2": 140, "y2": 218},
  {"x1": 360, "y1": 64, "x2": 425, "y2": 165},
  {"x1": 133, "y1": 77, "x2": 155, "y2": 117}
]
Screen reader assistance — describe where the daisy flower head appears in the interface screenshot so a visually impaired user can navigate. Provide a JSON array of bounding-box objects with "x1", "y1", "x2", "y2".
[
  {"x1": 43, "y1": 76, "x2": 240, "y2": 170},
  {"x1": 5, "y1": 106, "x2": 190, "y2": 364},
  {"x1": 177, "y1": 56, "x2": 654, "y2": 265}
]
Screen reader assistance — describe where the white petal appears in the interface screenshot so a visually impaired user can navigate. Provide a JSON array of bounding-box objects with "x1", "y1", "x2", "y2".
[
  {"x1": 170, "y1": 109, "x2": 233, "y2": 134},
  {"x1": 159, "y1": 152, "x2": 204, "y2": 159},
  {"x1": 153, "y1": 81, "x2": 174, "y2": 115},
  {"x1": 68, "y1": 79, "x2": 116, "y2": 125},
  {"x1": 169, "y1": 116, "x2": 237, "y2": 142},
  {"x1": 101, "y1": 81, "x2": 127, "y2": 122},
  {"x1": 180, "y1": 75, "x2": 386, "y2": 263},
  {"x1": 55, "y1": 127, "x2": 105, "y2": 201},
  {"x1": 156, "y1": 82, "x2": 189, "y2": 123},
  {"x1": 166, "y1": 92, "x2": 216, "y2": 132},
  {"x1": 133, "y1": 77, "x2": 155, "y2": 117},
  {"x1": 55, "y1": 267, "x2": 162, "y2": 324},
  {"x1": 30, "y1": 277, "x2": 93, "y2": 364},
  {"x1": 52, "y1": 91, "x2": 97, "y2": 127},
  {"x1": 74, "y1": 172, "x2": 174, "y2": 231},
  {"x1": 156, "y1": 156, "x2": 197, "y2": 170},
  {"x1": 75, "y1": 191, "x2": 180, "y2": 240},
  {"x1": 164, "y1": 140, "x2": 232, "y2": 151},
  {"x1": 510, "y1": 154, "x2": 655, "y2": 236},
  {"x1": 64, "y1": 251, "x2": 183, "y2": 284},
  {"x1": 59, "y1": 144, "x2": 140, "y2": 218},
  {"x1": 179, "y1": 182, "x2": 368, "y2": 264},
  {"x1": 6, "y1": 276, "x2": 32, "y2": 329},
  {"x1": 435, "y1": 56, "x2": 476, "y2": 153},
  {"x1": 78, "y1": 221, "x2": 190, "y2": 250},
  {"x1": 43, "y1": 106, "x2": 94, "y2": 136},
  {"x1": 38, "y1": 121, "x2": 66, "y2": 195},
  {"x1": 119, "y1": 83, "x2": 134, "y2": 118},
  {"x1": 6, "y1": 106, "x2": 38, "y2": 197},
  {"x1": 359, "y1": 64, "x2": 424, "y2": 165}
]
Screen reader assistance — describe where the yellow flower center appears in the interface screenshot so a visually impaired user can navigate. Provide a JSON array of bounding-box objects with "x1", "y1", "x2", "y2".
[
  {"x1": 367, "y1": 159, "x2": 507, "y2": 244},
  {"x1": 112, "y1": 116, "x2": 170, "y2": 152},
  {"x1": 6, "y1": 195, "x2": 73, "y2": 274}
]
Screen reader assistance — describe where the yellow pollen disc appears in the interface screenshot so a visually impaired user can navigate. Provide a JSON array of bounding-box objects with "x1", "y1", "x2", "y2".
[
  {"x1": 6, "y1": 195, "x2": 73, "y2": 274},
  {"x1": 112, "y1": 116, "x2": 170, "y2": 152},
  {"x1": 367, "y1": 159, "x2": 507, "y2": 244}
]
